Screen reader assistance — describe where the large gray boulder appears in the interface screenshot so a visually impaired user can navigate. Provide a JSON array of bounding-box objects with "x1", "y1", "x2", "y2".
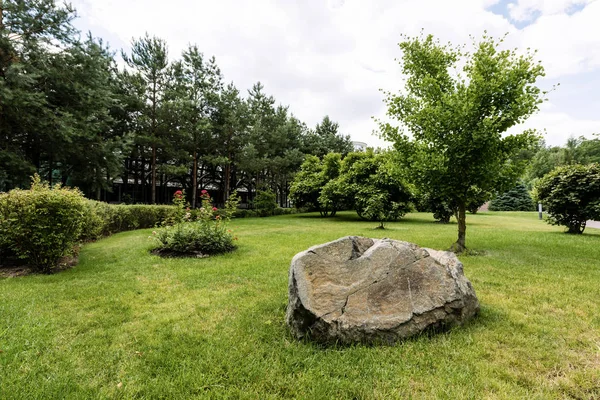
[{"x1": 286, "y1": 236, "x2": 479, "y2": 344}]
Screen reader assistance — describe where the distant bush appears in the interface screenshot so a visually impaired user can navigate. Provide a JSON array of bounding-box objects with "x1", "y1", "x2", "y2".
[
  {"x1": 535, "y1": 164, "x2": 600, "y2": 234},
  {"x1": 489, "y1": 183, "x2": 535, "y2": 211},
  {"x1": 0, "y1": 175, "x2": 87, "y2": 272},
  {"x1": 253, "y1": 190, "x2": 278, "y2": 216},
  {"x1": 320, "y1": 150, "x2": 413, "y2": 227},
  {"x1": 233, "y1": 206, "x2": 300, "y2": 218}
]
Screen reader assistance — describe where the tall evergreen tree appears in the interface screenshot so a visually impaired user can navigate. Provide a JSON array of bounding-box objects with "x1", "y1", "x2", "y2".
[
  {"x1": 211, "y1": 82, "x2": 248, "y2": 203},
  {"x1": 303, "y1": 115, "x2": 353, "y2": 158},
  {"x1": 0, "y1": 0, "x2": 76, "y2": 189},
  {"x1": 123, "y1": 34, "x2": 169, "y2": 203}
]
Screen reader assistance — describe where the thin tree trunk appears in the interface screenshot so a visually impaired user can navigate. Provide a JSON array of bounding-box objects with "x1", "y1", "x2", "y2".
[
  {"x1": 192, "y1": 151, "x2": 198, "y2": 208},
  {"x1": 133, "y1": 158, "x2": 139, "y2": 202},
  {"x1": 159, "y1": 171, "x2": 164, "y2": 204},
  {"x1": 151, "y1": 145, "x2": 156, "y2": 203},
  {"x1": 47, "y1": 156, "x2": 52, "y2": 185},
  {"x1": 95, "y1": 167, "x2": 101, "y2": 200},
  {"x1": 123, "y1": 158, "x2": 129, "y2": 201},
  {"x1": 224, "y1": 161, "x2": 231, "y2": 204},
  {"x1": 452, "y1": 202, "x2": 467, "y2": 253},
  {"x1": 141, "y1": 155, "x2": 146, "y2": 203}
]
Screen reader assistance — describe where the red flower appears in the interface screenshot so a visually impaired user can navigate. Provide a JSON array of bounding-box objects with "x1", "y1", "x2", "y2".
[
  {"x1": 212, "y1": 207, "x2": 218, "y2": 211},
  {"x1": 201, "y1": 190, "x2": 208, "y2": 194}
]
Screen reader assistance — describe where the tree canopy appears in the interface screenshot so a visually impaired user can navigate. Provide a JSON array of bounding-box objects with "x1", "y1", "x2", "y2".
[
  {"x1": 381, "y1": 32, "x2": 546, "y2": 251},
  {"x1": 0, "y1": 1, "x2": 352, "y2": 207}
]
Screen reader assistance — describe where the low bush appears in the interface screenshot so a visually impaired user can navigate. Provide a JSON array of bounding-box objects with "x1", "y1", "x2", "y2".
[
  {"x1": 0, "y1": 175, "x2": 87, "y2": 272},
  {"x1": 151, "y1": 191, "x2": 238, "y2": 256},
  {"x1": 253, "y1": 190, "x2": 278, "y2": 216},
  {"x1": 152, "y1": 222, "x2": 236, "y2": 256}
]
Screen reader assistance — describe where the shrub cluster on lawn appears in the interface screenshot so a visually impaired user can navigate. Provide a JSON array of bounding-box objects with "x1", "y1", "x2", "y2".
[
  {"x1": 151, "y1": 190, "x2": 238, "y2": 256},
  {"x1": 535, "y1": 163, "x2": 600, "y2": 234},
  {"x1": 0, "y1": 179, "x2": 196, "y2": 271},
  {"x1": 291, "y1": 150, "x2": 414, "y2": 226},
  {"x1": 0, "y1": 176, "x2": 87, "y2": 272}
]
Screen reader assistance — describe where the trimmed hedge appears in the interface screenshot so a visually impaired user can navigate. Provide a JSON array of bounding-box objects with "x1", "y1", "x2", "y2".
[
  {"x1": 81, "y1": 201, "x2": 179, "y2": 241},
  {"x1": 233, "y1": 207, "x2": 301, "y2": 219}
]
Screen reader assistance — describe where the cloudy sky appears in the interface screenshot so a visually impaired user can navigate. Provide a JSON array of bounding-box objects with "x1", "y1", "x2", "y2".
[{"x1": 70, "y1": 0, "x2": 599, "y2": 148}]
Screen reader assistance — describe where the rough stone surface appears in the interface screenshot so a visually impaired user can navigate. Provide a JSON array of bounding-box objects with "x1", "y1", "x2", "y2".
[{"x1": 286, "y1": 236, "x2": 479, "y2": 344}]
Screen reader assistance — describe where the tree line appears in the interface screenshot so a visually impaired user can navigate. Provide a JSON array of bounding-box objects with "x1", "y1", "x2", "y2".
[{"x1": 0, "y1": 0, "x2": 353, "y2": 206}]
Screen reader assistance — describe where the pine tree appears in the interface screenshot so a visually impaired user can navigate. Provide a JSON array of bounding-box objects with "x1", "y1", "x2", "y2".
[{"x1": 123, "y1": 34, "x2": 169, "y2": 203}]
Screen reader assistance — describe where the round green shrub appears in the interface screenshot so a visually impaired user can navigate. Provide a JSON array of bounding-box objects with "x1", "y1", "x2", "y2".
[
  {"x1": 0, "y1": 175, "x2": 87, "y2": 272},
  {"x1": 253, "y1": 190, "x2": 278, "y2": 216},
  {"x1": 535, "y1": 163, "x2": 600, "y2": 234}
]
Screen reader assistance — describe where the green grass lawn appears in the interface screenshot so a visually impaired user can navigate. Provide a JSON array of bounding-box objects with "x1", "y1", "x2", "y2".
[{"x1": 1, "y1": 212, "x2": 599, "y2": 399}]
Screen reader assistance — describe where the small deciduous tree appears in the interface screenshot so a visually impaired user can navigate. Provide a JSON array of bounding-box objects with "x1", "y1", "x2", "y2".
[
  {"x1": 381, "y1": 32, "x2": 545, "y2": 252},
  {"x1": 535, "y1": 164, "x2": 600, "y2": 234},
  {"x1": 290, "y1": 153, "x2": 342, "y2": 216}
]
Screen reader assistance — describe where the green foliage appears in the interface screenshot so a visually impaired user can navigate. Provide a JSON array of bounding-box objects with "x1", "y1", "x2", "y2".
[
  {"x1": 253, "y1": 190, "x2": 277, "y2": 216},
  {"x1": 416, "y1": 189, "x2": 488, "y2": 223},
  {"x1": 302, "y1": 115, "x2": 353, "y2": 158},
  {"x1": 0, "y1": 175, "x2": 87, "y2": 272},
  {"x1": 524, "y1": 137, "x2": 600, "y2": 188},
  {"x1": 381, "y1": 32, "x2": 545, "y2": 250},
  {"x1": 152, "y1": 222, "x2": 235, "y2": 256},
  {"x1": 535, "y1": 164, "x2": 600, "y2": 234},
  {"x1": 80, "y1": 201, "x2": 179, "y2": 241},
  {"x1": 1, "y1": 1, "x2": 354, "y2": 204},
  {"x1": 151, "y1": 191, "x2": 237, "y2": 256},
  {"x1": 325, "y1": 150, "x2": 413, "y2": 226},
  {"x1": 290, "y1": 153, "x2": 342, "y2": 217},
  {"x1": 0, "y1": 1, "x2": 131, "y2": 194},
  {"x1": 489, "y1": 183, "x2": 535, "y2": 211}
]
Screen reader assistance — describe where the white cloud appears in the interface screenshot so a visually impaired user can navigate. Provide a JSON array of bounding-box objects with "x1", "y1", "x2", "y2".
[
  {"x1": 513, "y1": 107, "x2": 600, "y2": 146},
  {"x1": 508, "y1": 0, "x2": 595, "y2": 21},
  {"x1": 70, "y1": 0, "x2": 600, "y2": 148},
  {"x1": 518, "y1": 1, "x2": 600, "y2": 78}
]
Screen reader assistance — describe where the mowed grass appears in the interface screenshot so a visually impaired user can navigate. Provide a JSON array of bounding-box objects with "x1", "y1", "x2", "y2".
[{"x1": 1, "y1": 212, "x2": 599, "y2": 399}]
